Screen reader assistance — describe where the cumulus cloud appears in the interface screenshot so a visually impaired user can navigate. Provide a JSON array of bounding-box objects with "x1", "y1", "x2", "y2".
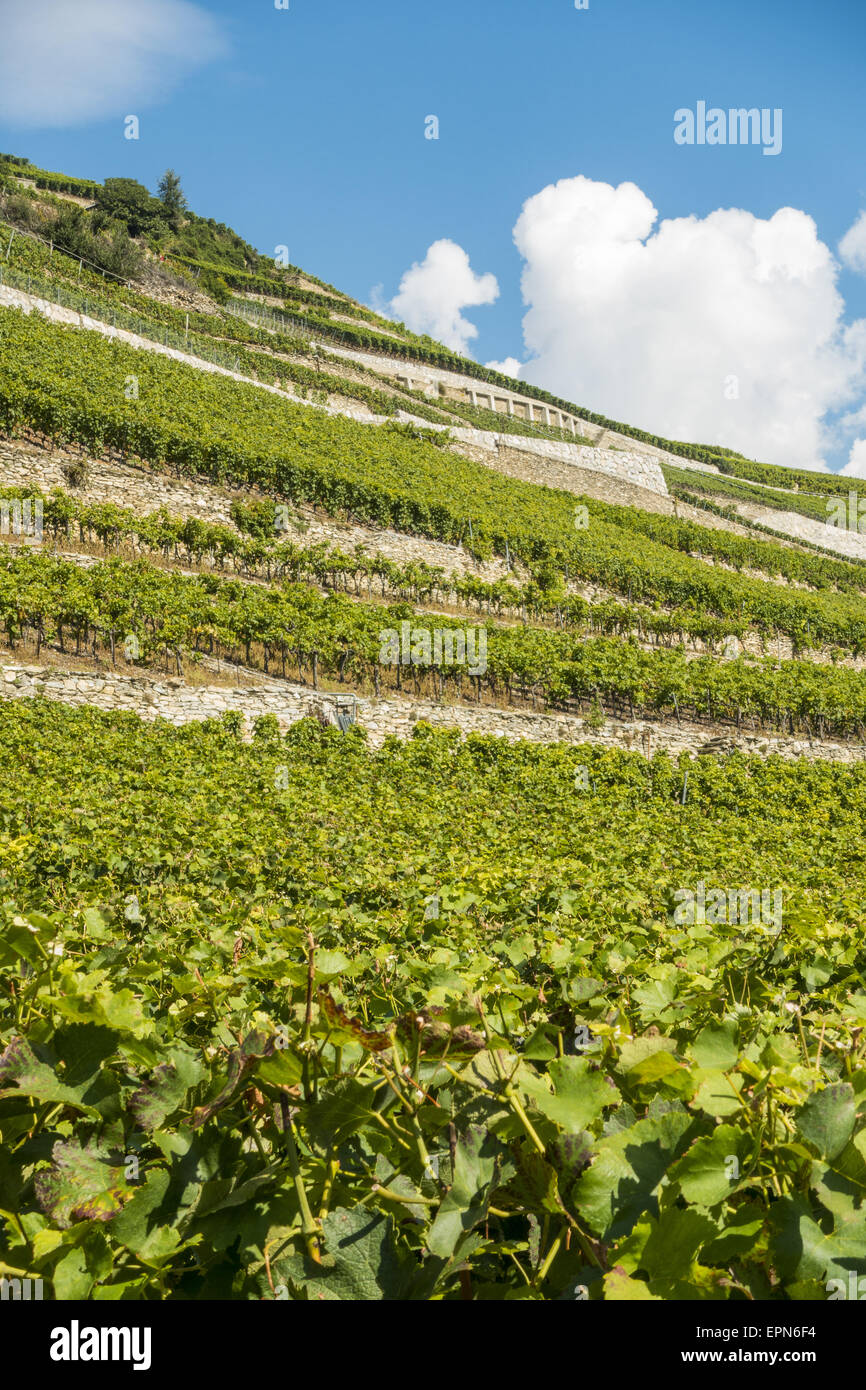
[
  {"x1": 841, "y1": 439, "x2": 866, "y2": 477},
  {"x1": 368, "y1": 284, "x2": 395, "y2": 319},
  {"x1": 839, "y1": 212, "x2": 866, "y2": 275},
  {"x1": 0, "y1": 0, "x2": 226, "y2": 127},
  {"x1": 386, "y1": 239, "x2": 498, "y2": 355},
  {"x1": 485, "y1": 356, "x2": 525, "y2": 379},
  {"x1": 507, "y1": 175, "x2": 866, "y2": 469}
]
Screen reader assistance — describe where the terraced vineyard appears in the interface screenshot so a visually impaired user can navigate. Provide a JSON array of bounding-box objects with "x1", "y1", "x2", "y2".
[
  {"x1": 2, "y1": 705, "x2": 865, "y2": 1301},
  {"x1": 1, "y1": 157, "x2": 865, "y2": 1307}
]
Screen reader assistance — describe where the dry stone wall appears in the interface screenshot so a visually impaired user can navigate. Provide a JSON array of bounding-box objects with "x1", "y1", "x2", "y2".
[
  {"x1": 447, "y1": 429, "x2": 668, "y2": 497},
  {"x1": 0, "y1": 440, "x2": 515, "y2": 582},
  {"x1": 3, "y1": 663, "x2": 862, "y2": 764},
  {"x1": 733, "y1": 500, "x2": 866, "y2": 562},
  {"x1": 454, "y1": 439, "x2": 672, "y2": 512},
  {"x1": 320, "y1": 343, "x2": 710, "y2": 470},
  {"x1": 0, "y1": 285, "x2": 670, "y2": 501}
]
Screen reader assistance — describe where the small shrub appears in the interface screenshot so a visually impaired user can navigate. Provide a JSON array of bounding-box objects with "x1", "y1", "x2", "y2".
[{"x1": 61, "y1": 458, "x2": 90, "y2": 489}]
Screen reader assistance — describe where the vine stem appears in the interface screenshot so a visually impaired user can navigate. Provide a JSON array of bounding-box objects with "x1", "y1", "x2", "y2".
[
  {"x1": 302, "y1": 932, "x2": 315, "y2": 1102},
  {"x1": 377, "y1": 1048, "x2": 435, "y2": 1178},
  {"x1": 279, "y1": 1098, "x2": 320, "y2": 1264},
  {"x1": 318, "y1": 1156, "x2": 340, "y2": 1220},
  {"x1": 554, "y1": 1200, "x2": 604, "y2": 1271},
  {"x1": 367, "y1": 1185, "x2": 438, "y2": 1207},
  {"x1": 477, "y1": 1004, "x2": 546, "y2": 1155},
  {"x1": 535, "y1": 1226, "x2": 565, "y2": 1285}
]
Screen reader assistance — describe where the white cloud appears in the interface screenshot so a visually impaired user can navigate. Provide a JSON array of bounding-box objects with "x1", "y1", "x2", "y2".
[
  {"x1": 0, "y1": 0, "x2": 226, "y2": 128},
  {"x1": 387, "y1": 239, "x2": 498, "y2": 355},
  {"x1": 839, "y1": 212, "x2": 866, "y2": 275},
  {"x1": 507, "y1": 175, "x2": 866, "y2": 470},
  {"x1": 485, "y1": 356, "x2": 525, "y2": 379},
  {"x1": 841, "y1": 439, "x2": 866, "y2": 477},
  {"x1": 368, "y1": 284, "x2": 395, "y2": 319}
]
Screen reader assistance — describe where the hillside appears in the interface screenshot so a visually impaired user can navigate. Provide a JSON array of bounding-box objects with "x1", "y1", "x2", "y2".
[{"x1": 1, "y1": 158, "x2": 865, "y2": 1306}]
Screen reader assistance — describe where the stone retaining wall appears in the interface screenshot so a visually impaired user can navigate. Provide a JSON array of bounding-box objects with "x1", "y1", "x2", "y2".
[
  {"x1": 454, "y1": 439, "x2": 672, "y2": 512},
  {"x1": 0, "y1": 439, "x2": 514, "y2": 582},
  {"x1": 2, "y1": 663, "x2": 861, "y2": 763},
  {"x1": 319, "y1": 342, "x2": 708, "y2": 471},
  {"x1": 0, "y1": 284, "x2": 668, "y2": 499},
  {"x1": 447, "y1": 429, "x2": 667, "y2": 497},
  {"x1": 734, "y1": 500, "x2": 866, "y2": 562}
]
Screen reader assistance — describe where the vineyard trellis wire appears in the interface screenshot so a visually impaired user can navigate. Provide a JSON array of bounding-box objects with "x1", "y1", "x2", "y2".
[{"x1": 0, "y1": 263, "x2": 248, "y2": 374}]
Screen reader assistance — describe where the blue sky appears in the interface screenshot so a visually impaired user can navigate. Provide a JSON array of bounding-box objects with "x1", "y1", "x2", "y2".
[{"x1": 2, "y1": 0, "x2": 866, "y2": 471}]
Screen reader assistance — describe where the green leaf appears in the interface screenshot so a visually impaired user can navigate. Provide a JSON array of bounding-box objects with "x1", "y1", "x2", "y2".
[
  {"x1": 632, "y1": 977, "x2": 677, "y2": 1020},
  {"x1": 574, "y1": 1110, "x2": 694, "y2": 1239},
  {"x1": 129, "y1": 1044, "x2": 205, "y2": 1131},
  {"x1": 291, "y1": 1207, "x2": 415, "y2": 1300},
  {"x1": 110, "y1": 1170, "x2": 186, "y2": 1267},
  {"x1": 521, "y1": 1024, "x2": 558, "y2": 1061},
  {"x1": 31, "y1": 1228, "x2": 65, "y2": 1261},
  {"x1": 548, "y1": 1131, "x2": 595, "y2": 1203},
  {"x1": 0, "y1": 918, "x2": 47, "y2": 968},
  {"x1": 800, "y1": 957, "x2": 835, "y2": 991},
  {"x1": 828, "y1": 1134, "x2": 866, "y2": 1198},
  {"x1": 701, "y1": 1204, "x2": 766, "y2": 1265},
  {"x1": 531, "y1": 1056, "x2": 619, "y2": 1133},
  {"x1": 796, "y1": 1083, "x2": 856, "y2": 1161},
  {"x1": 603, "y1": 1266, "x2": 661, "y2": 1300},
  {"x1": 690, "y1": 1069, "x2": 744, "y2": 1117},
  {"x1": 0, "y1": 1034, "x2": 104, "y2": 1113},
  {"x1": 508, "y1": 1146, "x2": 561, "y2": 1215},
  {"x1": 617, "y1": 1035, "x2": 678, "y2": 1074},
  {"x1": 689, "y1": 1020, "x2": 739, "y2": 1070},
  {"x1": 52, "y1": 1247, "x2": 93, "y2": 1300},
  {"x1": 305, "y1": 1077, "x2": 380, "y2": 1150},
  {"x1": 626, "y1": 1051, "x2": 684, "y2": 1086},
  {"x1": 426, "y1": 1125, "x2": 502, "y2": 1258},
  {"x1": 49, "y1": 971, "x2": 152, "y2": 1037},
  {"x1": 640, "y1": 1207, "x2": 718, "y2": 1291},
  {"x1": 256, "y1": 1049, "x2": 304, "y2": 1088},
  {"x1": 82, "y1": 908, "x2": 112, "y2": 941},
  {"x1": 671, "y1": 1125, "x2": 746, "y2": 1206},
  {"x1": 315, "y1": 949, "x2": 353, "y2": 980},
  {"x1": 567, "y1": 977, "x2": 604, "y2": 1004},
  {"x1": 770, "y1": 1191, "x2": 866, "y2": 1287}
]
